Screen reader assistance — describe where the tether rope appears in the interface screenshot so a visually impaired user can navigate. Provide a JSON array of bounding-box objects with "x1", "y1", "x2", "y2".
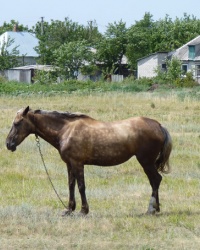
[{"x1": 35, "y1": 134, "x2": 68, "y2": 209}]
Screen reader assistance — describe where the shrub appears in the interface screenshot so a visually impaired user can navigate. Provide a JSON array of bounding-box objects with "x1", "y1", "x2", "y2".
[
  {"x1": 134, "y1": 77, "x2": 154, "y2": 86},
  {"x1": 175, "y1": 72, "x2": 197, "y2": 87},
  {"x1": 33, "y1": 70, "x2": 56, "y2": 85},
  {"x1": 0, "y1": 75, "x2": 7, "y2": 83}
]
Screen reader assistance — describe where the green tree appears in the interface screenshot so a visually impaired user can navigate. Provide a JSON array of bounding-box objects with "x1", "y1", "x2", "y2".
[
  {"x1": 85, "y1": 20, "x2": 102, "y2": 45},
  {"x1": 151, "y1": 14, "x2": 200, "y2": 52},
  {"x1": 154, "y1": 56, "x2": 182, "y2": 83},
  {"x1": 53, "y1": 40, "x2": 93, "y2": 79},
  {"x1": 166, "y1": 57, "x2": 182, "y2": 81},
  {"x1": 96, "y1": 20, "x2": 128, "y2": 76},
  {"x1": 34, "y1": 18, "x2": 102, "y2": 65},
  {"x1": 0, "y1": 37, "x2": 19, "y2": 70},
  {"x1": 127, "y1": 13, "x2": 200, "y2": 70},
  {"x1": 126, "y1": 12, "x2": 154, "y2": 69}
]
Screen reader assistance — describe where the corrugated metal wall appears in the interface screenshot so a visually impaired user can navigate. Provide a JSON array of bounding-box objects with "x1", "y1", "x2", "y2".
[{"x1": 6, "y1": 69, "x2": 31, "y2": 83}]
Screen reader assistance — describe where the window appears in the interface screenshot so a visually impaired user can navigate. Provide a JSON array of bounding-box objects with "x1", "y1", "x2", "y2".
[
  {"x1": 182, "y1": 64, "x2": 188, "y2": 75},
  {"x1": 188, "y1": 45, "x2": 195, "y2": 60},
  {"x1": 161, "y1": 64, "x2": 166, "y2": 70},
  {"x1": 196, "y1": 65, "x2": 200, "y2": 76}
]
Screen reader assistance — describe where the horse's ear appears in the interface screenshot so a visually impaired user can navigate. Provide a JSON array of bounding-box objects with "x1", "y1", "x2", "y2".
[{"x1": 23, "y1": 106, "x2": 30, "y2": 116}]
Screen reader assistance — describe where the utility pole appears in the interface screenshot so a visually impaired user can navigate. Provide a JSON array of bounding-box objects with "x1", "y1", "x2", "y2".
[
  {"x1": 41, "y1": 17, "x2": 44, "y2": 35},
  {"x1": 88, "y1": 20, "x2": 93, "y2": 40}
]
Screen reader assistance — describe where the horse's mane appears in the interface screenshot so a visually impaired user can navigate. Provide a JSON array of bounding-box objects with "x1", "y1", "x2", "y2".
[{"x1": 33, "y1": 109, "x2": 90, "y2": 120}]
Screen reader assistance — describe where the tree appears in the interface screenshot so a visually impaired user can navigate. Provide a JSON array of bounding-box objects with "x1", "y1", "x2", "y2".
[
  {"x1": 0, "y1": 37, "x2": 19, "y2": 70},
  {"x1": 151, "y1": 14, "x2": 200, "y2": 52},
  {"x1": 127, "y1": 13, "x2": 200, "y2": 70},
  {"x1": 126, "y1": 12, "x2": 154, "y2": 69},
  {"x1": 34, "y1": 18, "x2": 102, "y2": 65},
  {"x1": 85, "y1": 20, "x2": 102, "y2": 45},
  {"x1": 53, "y1": 40, "x2": 93, "y2": 79},
  {"x1": 154, "y1": 57, "x2": 182, "y2": 83},
  {"x1": 166, "y1": 57, "x2": 182, "y2": 81},
  {"x1": 95, "y1": 20, "x2": 128, "y2": 76}
]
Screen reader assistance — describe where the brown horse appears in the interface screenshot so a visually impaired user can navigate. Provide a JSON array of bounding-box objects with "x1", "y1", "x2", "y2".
[{"x1": 6, "y1": 106, "x2": 172, "y2": 215}]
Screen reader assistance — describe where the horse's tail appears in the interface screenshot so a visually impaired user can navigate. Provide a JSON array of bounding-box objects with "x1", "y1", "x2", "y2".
[{"x1": 155, "y1": 126, "x2": 172, "y2": 174}]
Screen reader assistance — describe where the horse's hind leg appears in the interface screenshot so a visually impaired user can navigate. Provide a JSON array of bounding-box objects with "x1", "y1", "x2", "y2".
[{"x1": 137, "y1": 157, "x2": 162, "y2": 214}]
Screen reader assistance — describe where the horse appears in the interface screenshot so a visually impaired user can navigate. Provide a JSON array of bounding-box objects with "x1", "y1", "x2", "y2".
[{"x1": 6, "y1": 106, "x2": 172, "y2": 216}]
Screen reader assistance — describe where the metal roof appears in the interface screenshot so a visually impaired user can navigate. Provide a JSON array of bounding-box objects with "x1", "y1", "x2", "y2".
[
  {"x1": 10, "y1": 65, "x2": 56, "y2": 71},
  {"x1": 0, "y1": 31, "x2": 39, "y2": 57}
]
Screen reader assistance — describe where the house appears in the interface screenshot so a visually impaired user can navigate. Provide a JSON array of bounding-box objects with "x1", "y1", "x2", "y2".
[
  {"x1": 137, "y1": 35, "x2": 200, "y2": 83},
  {"x1": 137, "y1": 52, "x2": 168, "y2": 78},
  {"x1": 0, "y1": 24, "x2": 39, "y2": 65}
]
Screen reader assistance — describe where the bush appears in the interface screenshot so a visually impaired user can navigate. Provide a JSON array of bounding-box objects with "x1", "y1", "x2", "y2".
[
  {"x1": 175, "y1": 72, "x2": 197, "y2": 87},
  {"x1": 33, "y1": 70, "x2": 56, "y2": 85},
  {"x1": 134, "y1": 77, "x2": 154, "y2": 86},
  {"x1": 0, "y1": 75, "x2": 7, "y2": 83}
]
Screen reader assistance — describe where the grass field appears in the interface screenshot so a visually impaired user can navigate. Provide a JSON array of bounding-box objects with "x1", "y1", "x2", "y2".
[{"x1": 0, "y1": 91, "x2": 200, "y2": 249}]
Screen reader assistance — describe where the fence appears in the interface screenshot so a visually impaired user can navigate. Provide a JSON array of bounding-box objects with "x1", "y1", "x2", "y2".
[{"x1": 111, "y1": 75, "x2": 124, "y2": 82}]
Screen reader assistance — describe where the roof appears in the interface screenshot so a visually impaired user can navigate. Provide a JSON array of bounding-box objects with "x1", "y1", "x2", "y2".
[
  {"x1": 137, "y1": 35, "x2": 200, "y2": 63},
  {"x1": 10, "y1": 65, "x2": 56, "y2": 71},
  {"x1": 0, "y1": 31, "x2": 39, "y2": 57},
  {"x1": 172, "y1": 35, "x2": 200, "y2": 61},
  {"x1": 137, "y1": 52, "x2": 169, "y2": 62}
]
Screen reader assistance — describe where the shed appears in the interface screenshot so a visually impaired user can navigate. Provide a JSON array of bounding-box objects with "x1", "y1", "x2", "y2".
[{"x1": 4, "y1": 65, "x2": 55, "y2": 83}]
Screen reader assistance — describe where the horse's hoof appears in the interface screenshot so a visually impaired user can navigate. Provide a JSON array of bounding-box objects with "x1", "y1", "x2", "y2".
[
  {"x1": 61, "y1": 209, "x2": 73, "y2": 217},
  {"x1": 78, "y1": 208, "x2": 89, "y2": 217},
  {"x1": 146, "y1": 208, "x2": 156, "y2": 215},
  {"x1": 156, "y1": 207, "x2": 160, "y2": 212}
]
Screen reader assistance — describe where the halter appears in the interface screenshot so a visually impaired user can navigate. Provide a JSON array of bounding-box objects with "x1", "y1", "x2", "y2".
[{"x1": 35, "y1": 134, "x2": 68, "y2": 209}]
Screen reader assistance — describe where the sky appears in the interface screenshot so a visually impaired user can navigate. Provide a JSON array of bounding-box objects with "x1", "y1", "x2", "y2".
[{"x1": 1, "y1": 0, "x2": 200, "y2": 33}]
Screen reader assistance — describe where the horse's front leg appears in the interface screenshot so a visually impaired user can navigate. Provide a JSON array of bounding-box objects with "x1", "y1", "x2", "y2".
[
  {"x1": 76, "y1": 165, "x2": 89, "y2": 215},
  {"x1": 62, "y1": 163, "x2": 76, "y2": 216}
]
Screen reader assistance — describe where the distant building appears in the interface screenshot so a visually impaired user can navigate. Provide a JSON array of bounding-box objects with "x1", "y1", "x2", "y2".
[
  {"x1": 137, "y1": 35, "x2": 200, "y2": 83},
  {"x1": 4, "y1": 65, "x2": 55, "y2": 83},
  {"x1": 137, "y1": 52, "x2": 168, "y2": 79},
  {"x1": 0, "y1": 24, "x2": 39, "y2": 65}
]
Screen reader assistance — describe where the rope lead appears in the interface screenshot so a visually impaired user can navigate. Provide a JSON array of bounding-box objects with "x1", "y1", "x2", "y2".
[{"x1": 35, "y1": 134, "x2": 68, "y2": 209}]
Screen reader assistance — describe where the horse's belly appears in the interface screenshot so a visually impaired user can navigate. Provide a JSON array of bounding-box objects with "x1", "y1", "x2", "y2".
[{"x1": 86, "y1": 149, "x2": 134, "y2": 166}]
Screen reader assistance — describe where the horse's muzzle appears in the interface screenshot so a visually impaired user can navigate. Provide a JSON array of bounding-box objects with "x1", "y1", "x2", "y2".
[{"x1": 6, "y1": 141, "x2": 16, "y2": 152}]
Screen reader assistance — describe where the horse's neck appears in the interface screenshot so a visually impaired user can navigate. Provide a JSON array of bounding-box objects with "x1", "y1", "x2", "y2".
[{"x1": 33, "y1": 114, "x2": 65, "y2": 149}]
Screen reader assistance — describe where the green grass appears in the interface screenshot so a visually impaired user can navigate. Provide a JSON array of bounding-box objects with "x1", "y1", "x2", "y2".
[{"x1": 0, "y1": 90, "x2": 200, "y2": 249}]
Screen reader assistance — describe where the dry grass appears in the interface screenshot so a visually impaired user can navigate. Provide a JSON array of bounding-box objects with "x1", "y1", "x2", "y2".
[{"x1": 0, "y1": 91, "x2": 200, "y2": 250}]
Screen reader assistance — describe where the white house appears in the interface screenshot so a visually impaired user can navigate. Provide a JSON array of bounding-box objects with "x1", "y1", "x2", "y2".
[
  {"x1": 0, "y1": 25, "x2": 39, "y2": 65},
  {"x1": 137, "y1": 35, "x2": 200, "y2": 83},
  {"x1": 137, "y1": 52, "x2": 168, "y2": 78}
]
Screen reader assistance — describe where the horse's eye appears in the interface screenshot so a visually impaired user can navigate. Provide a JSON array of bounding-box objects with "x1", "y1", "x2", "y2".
[{"x1": 14, "y1": 121, "x2": 21, "y2": 127}]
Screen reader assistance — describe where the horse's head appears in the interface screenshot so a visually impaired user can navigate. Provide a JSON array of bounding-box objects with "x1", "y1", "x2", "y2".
[{"x1": 6, "y1": 106, "x2": 34, "y2": 152}]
